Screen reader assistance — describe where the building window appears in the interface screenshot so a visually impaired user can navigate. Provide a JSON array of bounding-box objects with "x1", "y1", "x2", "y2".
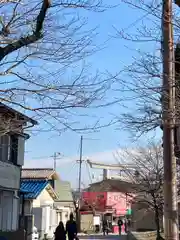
[
  {"x1": 10, "y1": 134, "x2": 18, "y2": 164},
  {"x1": 0, "y1": 134, "x2": 18, "y2": 164},
  {"x1": 0, "y1": 135, "x2": 10, "y2": 162}
]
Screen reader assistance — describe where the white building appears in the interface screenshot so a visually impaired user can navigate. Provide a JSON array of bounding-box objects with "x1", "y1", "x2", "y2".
[
  {"x1": 54, "y1": 180, "x2": 74, "y2": 226},
  {"x1": 0, "y1": 103, "x2": 37, "y2": 231},
  {"x1": 21, "y1": 178, "x2": 58, "y2": 239},
  {"x1": 21, "y1": 168, "x2": 74, "y2": 239}
]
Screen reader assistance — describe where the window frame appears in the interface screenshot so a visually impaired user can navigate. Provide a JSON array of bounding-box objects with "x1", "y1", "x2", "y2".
[{"x1": 0, "y1": 134, "x2": 18, "y2": 165}]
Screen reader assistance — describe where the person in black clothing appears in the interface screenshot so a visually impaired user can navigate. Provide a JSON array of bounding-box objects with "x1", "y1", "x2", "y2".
[
  {"x1": 124, "y1": 218, "x2": 128, "y2": 233},
  {"x1": 102, "y1": 219, "x2": 108, "y2": 236},
  {"x1": 126, "y1": 218, "x2": 131, "y2": 233},
  {"x1": 54, "y1": 221, "x2": 66, "y2": 240},
  {"x1": 66, "y1": 213, "x2": 77, "y2": 240},
  {"x1": 118, "y1": 217, "x2": 123, "y2": 236}
]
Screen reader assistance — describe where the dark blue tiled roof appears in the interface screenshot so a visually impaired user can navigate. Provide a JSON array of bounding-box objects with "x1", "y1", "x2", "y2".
[{"x1": 20, "y1": 180, "x2": 49, "y2": 199}]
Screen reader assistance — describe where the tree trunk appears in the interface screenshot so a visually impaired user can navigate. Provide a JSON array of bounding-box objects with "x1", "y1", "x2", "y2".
[{"x1": 155, "y1": 205, "x2": 164, "y2": 240}]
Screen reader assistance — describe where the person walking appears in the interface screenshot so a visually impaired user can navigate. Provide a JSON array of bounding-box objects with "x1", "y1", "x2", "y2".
[
  {"x1": 124, "y1": 218, "x2": 128, "y2": 234},
  {"x1": 126, "y1": 218, "x2": 131, "y2": 233},
  {"x1": 118, "y1": 217, "x2": 123, "y2": 236},
  {"x1": 54, "y1": 221, "x2": 66, "y2": 240},
  {"x1": 66, "y1": 213, "x2": 77, "y2": 240},
  {"x1": 102, "y1": 219, "x2": 108, "y2": 236}
]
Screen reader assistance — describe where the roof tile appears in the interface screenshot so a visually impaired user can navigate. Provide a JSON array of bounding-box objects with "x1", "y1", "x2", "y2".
[
  {"x1": 87, "y1": 179, "x2": 136, "y2": 193},
  {"x1": 22, "y1": 168, "x2": 58, "y2": 179},
  {"x1": 20, "y1": 179, "x2": 48, "y2": 199}
]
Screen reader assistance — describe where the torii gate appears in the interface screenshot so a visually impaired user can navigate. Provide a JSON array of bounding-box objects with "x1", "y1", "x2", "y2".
[{"x1": 87, "y1": 160, "x2": 138, "y2": 180}]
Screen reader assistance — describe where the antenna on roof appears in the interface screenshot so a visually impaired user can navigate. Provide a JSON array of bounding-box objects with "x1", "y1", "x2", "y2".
[{"x1": 52, "y1": 152, "x2": 61, "y2": 171}]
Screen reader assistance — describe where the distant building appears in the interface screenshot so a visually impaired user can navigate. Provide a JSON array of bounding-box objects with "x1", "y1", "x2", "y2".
[
  {"x1": 54, "y1": 180, "x2": 74, "y2": 225},
  {"x1": 80, "y1": 179, "x2": 134, "y2": 233},
  {"x1": 80, "y1": 179, "x2": 160, "y2": 233},
  {"x1": 21, "y1": 168, "x2": 74, "y2": 239}
]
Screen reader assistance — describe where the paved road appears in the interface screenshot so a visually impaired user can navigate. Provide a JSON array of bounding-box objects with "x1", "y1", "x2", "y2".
[{"x1": 79, "y1": 234, "x2": 127, "y2": 239}]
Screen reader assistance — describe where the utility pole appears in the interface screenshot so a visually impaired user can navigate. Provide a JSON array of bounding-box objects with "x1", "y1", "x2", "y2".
[
  {"x1": 77, "y1": 135, "x2": 83, "y2": 233},
  {"x1": 162, "y1": 1, "x2": 179, "y2": 239},
  {"x1": 53, "y1": 152, "x2": 61, "y2": 171},
  {"x1": 54, "y1": 152, "x2": 57, "y2": 171},
  {"x1": 78, "y1": 136, "x2": 83, "y2": 195}
]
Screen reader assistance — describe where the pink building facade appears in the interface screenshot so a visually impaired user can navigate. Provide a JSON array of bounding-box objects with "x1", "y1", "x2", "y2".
[
  {"x1": 107, "y1": 192, "x2": 132, "y2": 216},
  {"x1": 81, "y1": 191, "x2": 132, "y2": 216}
]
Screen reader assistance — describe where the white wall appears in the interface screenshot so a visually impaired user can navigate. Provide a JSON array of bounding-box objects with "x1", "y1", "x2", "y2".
[
  {"x1": 32, "y1": 187, "x2": 57, "y2": 238},
  {"x1": 12, "y1": 196, "x2": 19, "y2": 230},
  {"x1": 32, "y1": 187, "x2": 54, "y2": 208},
  {"x1": 59, "y1": 207, "x2": 71, "y2": 225}
]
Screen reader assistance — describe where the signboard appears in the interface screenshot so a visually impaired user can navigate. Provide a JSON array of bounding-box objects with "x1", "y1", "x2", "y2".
[
  {"x1": 107, "y1": 192, "x2": 132, "y2": 216},
  {"x1": 93, "y1": 215, "x2": 100, "y2": 225}
]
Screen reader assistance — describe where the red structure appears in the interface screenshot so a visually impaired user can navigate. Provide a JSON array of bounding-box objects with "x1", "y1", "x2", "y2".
[
  {"x1": 81, "y1": 191, "x2": 132, "y2": 216},
  {"x1": 81, "y1": 192, "x2": 107, "y2": 212},
  {"x1": 80, "y1": 180, "x2": 135, "y2": 233},
  {"x1": 80, "y1": 179, "x2": 135, "y2": 215}
]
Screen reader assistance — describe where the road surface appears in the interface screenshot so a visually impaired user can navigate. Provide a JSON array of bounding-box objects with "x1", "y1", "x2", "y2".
[{"x1": 79, "y1": 234, "x2": 127, "y2": 239}]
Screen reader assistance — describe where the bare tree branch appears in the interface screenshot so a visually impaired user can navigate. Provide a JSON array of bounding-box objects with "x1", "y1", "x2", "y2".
[
  {"x1": 116, "y1": 140, "x2": 164, "y2": 239},
  {"x1": 0, "y1": 0, "x2": 117, "y2": 134}
]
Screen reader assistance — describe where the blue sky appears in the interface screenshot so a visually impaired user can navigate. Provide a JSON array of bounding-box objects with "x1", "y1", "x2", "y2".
[{"x1": 24, "y1": 1, "x2": 161, "y2": 188}]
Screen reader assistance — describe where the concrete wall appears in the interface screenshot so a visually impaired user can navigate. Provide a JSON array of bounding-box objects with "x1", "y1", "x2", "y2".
[
  {"x1": 0, "y1": 161, "x2": 21, "y2": 189},
  {"x1": 0, "y1": 190, "x2": 20, "y2": 231},
  {"x1": 0, "y1": 229, "x2": 25, "y2": 240},
  {"x1": 80, "y1": 213, "x2": 94, "y2": 233},
  {"x1": 129, "y1": 231, "x2": 157, "y2": 240},
  {"x1": 24, "y1": 200, "x2": 33, "y2": 215},
  {"x1": 131, "y1": 202, "x2": 157, "y2": 231}
]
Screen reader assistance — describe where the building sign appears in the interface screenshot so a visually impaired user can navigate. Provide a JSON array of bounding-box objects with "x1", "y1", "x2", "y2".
[
  {"x1": 107, "y1": 192, "x2": 132, "y2": 216},
  {"x1": 93, "y1": 215, "x2": 100, "y2": 225}
]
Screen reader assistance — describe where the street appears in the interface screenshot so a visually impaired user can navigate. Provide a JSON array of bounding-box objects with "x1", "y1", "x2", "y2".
[{"x1": 79, "y1": 234, "x2": 127, "y2": 239}]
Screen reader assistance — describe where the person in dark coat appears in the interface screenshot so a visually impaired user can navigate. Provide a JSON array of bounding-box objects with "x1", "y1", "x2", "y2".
[
  {"x1": 54, "y1": 221, "x2": 66, "y2": 240},
  {"x1": 118, "y1": 217, "x2": 123, "y2": 236},
  {"x1": 124, "y1": 218, "x2": 128, "y2": 233},
  {"x1": 102, "y1": 219, "x2": 108, "y2": 236},
  {"x1": 66, "y1": 213, "x2": 77, "y2": 240}
]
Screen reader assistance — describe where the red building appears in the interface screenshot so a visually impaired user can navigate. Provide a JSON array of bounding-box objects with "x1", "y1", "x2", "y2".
[
  {"x1": 80, "y1": 179, "x2": 134, "y2": 224},
  {"x1": 81, "y1": 191, "x2": 107, "y2": 213},
  {"x1": 79, "y1": 179, "x2": 135, "y2": 233}
]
